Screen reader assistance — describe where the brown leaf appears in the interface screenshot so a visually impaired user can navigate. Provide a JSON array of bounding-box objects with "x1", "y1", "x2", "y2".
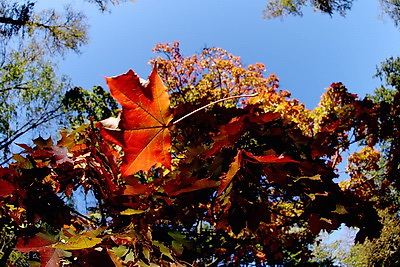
[
  {"x1": 169, "y1": 178, "x2": 219, "y2": 196},
  {"x1": 33, "y1": 137, "x2": 53, "y2": 149},
  {"x1": 308, "y1": 213, "x2": 339, "y2": 235},
  {"x1": 123, "y1": 177, "x2": 153, "y2": 196}
]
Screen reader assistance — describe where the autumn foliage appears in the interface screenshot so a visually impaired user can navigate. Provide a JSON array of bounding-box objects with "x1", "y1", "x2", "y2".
[{"x1": 0, "y1": 42, "x2": 397, "y2": 266}]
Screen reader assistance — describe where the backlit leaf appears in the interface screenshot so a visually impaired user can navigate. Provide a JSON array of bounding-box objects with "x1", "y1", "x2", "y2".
[
  {"x1": 33, "y1": 136, "x2": 53, "y2": 149},
  {"x1": 293, "y1": 174, "x2": 322, "y2": 182},
  {"x1": 120, "y1": 208, "x2": 146, "y2": 215},
  {"x1": 99, "y1": 66, "x2": 173, "y2": 176},
  {"x1": 109, "y1": 245, "x2": 128, "y2": 258},
  {"x1": 153, "y1": 241, "x2": 174, "y2": 261},
  {"x1": 243, "y1": 150, "x2": 298, "y2": 164},
  {"x1": 54, "y1": 236, "x2": 102, "y2": 250},
  {"x1": 218, "y1": 150, "x2": 242, "y2": 196},
  {"x1": 123, "y1": 177, "x2": 153, "y2": 196},
  {"x1": 54, "y1": 227, "x2": 104, "y2": 250}
]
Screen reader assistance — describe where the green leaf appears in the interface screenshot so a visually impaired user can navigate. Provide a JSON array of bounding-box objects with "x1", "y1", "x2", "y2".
[
  {"x1": 167, "y1": 231, "x2": 186, "y2": 240},
  {"x1": 142, "y1": 246, "x2": 151, "y2": 261},
  {"x1": 124, "y1": 250, "x2": 135, "y2": 262},
  {"x1": 168, "y1": 231, "x2": 193, "y2": 249},
  {"x1": 153, "y1": 241, "x2": 174, "y2": 261},
  {"x1": 171, "y1": 240, "x2": 184, "y2": 256},
  {"x1": 110, "y1": 245, "x2": 128, "y2": 258}
]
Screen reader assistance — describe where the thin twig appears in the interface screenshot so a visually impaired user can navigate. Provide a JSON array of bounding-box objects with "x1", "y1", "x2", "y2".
[
  {"x1": 0, "y1": 106, "x2": 63, "y2": 150},
  {"x1": 170, "y1": 93, "x2": 258, "y2": 126},
  {"x1": 68, "y1": 206, "x2": 101, "y2": 226}
]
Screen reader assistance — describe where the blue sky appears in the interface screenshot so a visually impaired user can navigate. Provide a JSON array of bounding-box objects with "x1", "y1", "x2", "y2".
[{"x1": 39, "y1": 0, "x2": 400, "y2": 108}]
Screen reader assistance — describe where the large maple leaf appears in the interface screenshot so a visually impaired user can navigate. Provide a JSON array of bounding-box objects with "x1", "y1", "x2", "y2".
[{"x1": 99, "y1": 66, "x2": 173, "y2": 176}]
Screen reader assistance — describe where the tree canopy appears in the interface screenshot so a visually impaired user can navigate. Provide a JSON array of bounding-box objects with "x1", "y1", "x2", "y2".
[
  {"x1": 2, "y1": 43, "x2": 397, "y2": 266},
  {"x1": 0, "y1": 0, "x2": 87, "y2": 56},
  {"x1": 1, "y1": 0, "x2": 400, "y2": 266},
  {"x1": 263, "y1": 0, "x2": 400, "y2": 27},
  {"x1": 263, "y1": 0, "x2": 354, "y2": 18},
  {"x1": 0, "y1": 0, "x2": 132, "y2": 55}
]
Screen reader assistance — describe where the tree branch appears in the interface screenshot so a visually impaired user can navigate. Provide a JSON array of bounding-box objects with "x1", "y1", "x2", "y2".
[
  {"x1": 0, "y1": 16, "x2": 27, "y2": 27},
  {"x1": 171, "y1": 93, "x2": 258, "y2": 126},
  {"x1": 0, "y1": 105, "x2": 63, "y2": 151}
]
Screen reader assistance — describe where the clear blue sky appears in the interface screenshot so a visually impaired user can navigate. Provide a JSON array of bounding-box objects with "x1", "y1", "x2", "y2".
[{"x1": 40, "y1": 0, "x2": 400, "y2": 108}]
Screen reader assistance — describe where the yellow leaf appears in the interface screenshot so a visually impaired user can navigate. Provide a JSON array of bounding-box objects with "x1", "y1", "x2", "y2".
[
  {"x1": 54, "y1": 236, "x2": 102, "y2": 250},
  {"x1": 332, "y1": 205, "x2": 348, "y2": 215},
  {"x1": 120, "y1": 208, "x2": 146, "y2": 215}
]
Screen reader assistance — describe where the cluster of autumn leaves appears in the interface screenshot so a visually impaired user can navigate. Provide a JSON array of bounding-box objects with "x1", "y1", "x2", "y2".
[{"x1": 0, "y1": 43, "x2": 397, "y2": 265}]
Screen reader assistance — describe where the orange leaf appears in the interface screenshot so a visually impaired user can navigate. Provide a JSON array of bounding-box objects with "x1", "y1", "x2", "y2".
[
  {"x1": 206, "y1": 112, "x2": 279, "y2": 158},
  {"x1": 122, "y1": 176, "x2": 155, "y2": 196},
  {"x1": 99, "y1": 66, "x2": 173, "y2": 176},
  {"x1": 123, "y1": 184, "x2": 152, "y2": 196},
  {"x1": 218, "y1": 150, "x2": 242, "y2": 196},
  {"x1": 205, "y1": 116, "x2": 246, "y2": 158},
  {"x1": 243, "y1": 151, "x2": 298, "y2": 164}
]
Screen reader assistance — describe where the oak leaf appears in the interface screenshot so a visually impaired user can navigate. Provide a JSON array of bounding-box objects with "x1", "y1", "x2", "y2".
[{"x1": 99, "y1": 66, "x2": 173, "y2": 176}]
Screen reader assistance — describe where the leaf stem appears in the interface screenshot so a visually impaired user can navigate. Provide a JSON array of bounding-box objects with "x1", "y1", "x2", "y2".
[{"x1": 170, "y1": 93, "x2": 258, "y2": 126}]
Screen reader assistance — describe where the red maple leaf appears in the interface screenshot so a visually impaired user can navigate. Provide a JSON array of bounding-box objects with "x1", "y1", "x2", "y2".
[
  {"x1": 0, "y1": 178, "x2": 15, "y2": 197},
  {"x1": 168, "y1": 178, "x2": 219, "y2": 196},
  {"x1": 243, "y1": 151, "x2": 298, "y2": 164},
  {"x1": 15, "y1": 232, "x2": 67, "y2": 267},
  {"x1": 206, "y1": 111, "x2": 279, "y2": 158},
  {"x1": 99, "y1": 66, "x2": 173, "y2": 176}
]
